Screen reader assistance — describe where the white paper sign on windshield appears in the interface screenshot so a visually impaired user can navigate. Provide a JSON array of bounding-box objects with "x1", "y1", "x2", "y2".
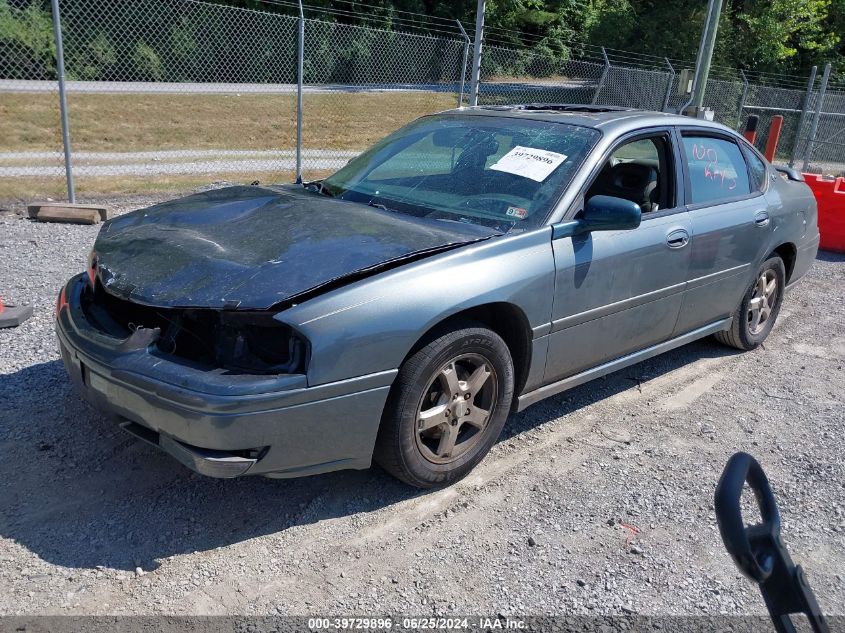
[{"x1": 489, "y1": 146, "x2": 568, "y2": 182}]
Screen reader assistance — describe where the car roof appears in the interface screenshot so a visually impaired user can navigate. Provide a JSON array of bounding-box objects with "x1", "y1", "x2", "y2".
[{"x1": 440, "y1": 104, "x2": 736, "y2": 136}]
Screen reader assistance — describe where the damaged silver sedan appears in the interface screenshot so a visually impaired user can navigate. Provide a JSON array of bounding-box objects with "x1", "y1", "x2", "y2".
[{"x1": 56, "y1": 105, "x2": 818, "y2": 487}]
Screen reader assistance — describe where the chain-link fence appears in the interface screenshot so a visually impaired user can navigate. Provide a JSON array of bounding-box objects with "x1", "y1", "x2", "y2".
[
  {"x1": 1, "y1": 0, "x2": 844, "y2": 204},
  {"x1": 597, "y1": 61, "x2": 676, "y2": 113},
  {"x1": 477, "y1": 43, "x2": 845, "y2": 174},
  {"x1": 0, "y1": 0, "x2": 63, "y2": 196},
  {"x1": 804, "y1": 83, "x2": 845, "y2": 174},
  {"x1": 300, "y1": 19, "x2": 466, "y2": 176},
  {"x1": 476, "y1": 45, "x2": 605, "y2": 105}
]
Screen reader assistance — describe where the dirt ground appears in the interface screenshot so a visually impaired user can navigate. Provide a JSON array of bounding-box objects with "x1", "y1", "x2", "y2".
[{"x1": 0, "y1": 204, "x2": 843, "y2": 620}]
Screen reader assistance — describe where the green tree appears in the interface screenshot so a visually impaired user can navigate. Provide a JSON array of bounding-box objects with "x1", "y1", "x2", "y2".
[
  {"x1": 69, "y1": 31, "x2": 117, "y2": 80},
  {"x1": 133, "y1": 41, "x2": 164, "y2": 81},
  {"x1": 732, "y1": 0, "x2": 838, "y2": 73},
  {"x1": 0, "y1": 0, "x2": 54, "y2": 79}
]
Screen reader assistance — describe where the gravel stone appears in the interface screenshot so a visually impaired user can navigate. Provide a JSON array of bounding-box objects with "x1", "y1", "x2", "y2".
[{"x1": 0, "y1": 192, "x2": 843, "y2": 617}]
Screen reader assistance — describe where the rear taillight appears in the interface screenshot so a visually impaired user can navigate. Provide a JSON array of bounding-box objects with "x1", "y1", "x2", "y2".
[
  {"x1": 86, "y1": 251, "x2": 98, "y2": 287},
  {"x1": 55, "y1": 286, "x2": 68, "y2": 318}
]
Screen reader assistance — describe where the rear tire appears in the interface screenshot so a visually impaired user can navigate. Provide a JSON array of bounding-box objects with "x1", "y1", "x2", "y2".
[
  {"x1": 374, "y1": 324, "x2": 514, "y2": 488},
  {"x1": 715, "y1": 256, "x2": 786, "y2": 351}
]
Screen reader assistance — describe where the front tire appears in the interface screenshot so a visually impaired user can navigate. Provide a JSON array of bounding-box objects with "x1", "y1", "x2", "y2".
[
  {"x1": 715, "y1": 256, "x2": 786, "y2": 351},
  {"x1": 374, "y1": 325, "x2": 514, "y2": 488}
]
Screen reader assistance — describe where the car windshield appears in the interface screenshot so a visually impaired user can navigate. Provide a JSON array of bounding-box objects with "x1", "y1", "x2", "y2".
[{"x1": 320, "y1": 114, "x2": 601, "y2": 231}]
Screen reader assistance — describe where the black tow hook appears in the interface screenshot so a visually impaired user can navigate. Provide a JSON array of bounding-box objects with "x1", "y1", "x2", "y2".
[{"x1": 715, "y1": 452, "x2": 829, "y2": 633}]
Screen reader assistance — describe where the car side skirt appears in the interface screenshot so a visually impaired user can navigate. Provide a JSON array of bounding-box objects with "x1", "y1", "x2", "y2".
[{"x1": 516, "y1": 318, "x2": 732, "y2": 411}]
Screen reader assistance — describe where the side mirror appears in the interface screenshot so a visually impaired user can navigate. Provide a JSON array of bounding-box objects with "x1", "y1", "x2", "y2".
[
  {"x1": 552, "y1": 195, "x2": 642, "y2": 239},
  {"x1": 580, "y1": 195, "x2": 642, "y2": 232}
]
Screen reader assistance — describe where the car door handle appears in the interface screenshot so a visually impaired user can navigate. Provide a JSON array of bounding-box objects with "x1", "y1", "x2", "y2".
[
  {"x1": 754, "y1": 210, "x2": 770, "y2": 227},
  {"x1": 666, "y1": 229, "x2": 690, "y2": 249}
]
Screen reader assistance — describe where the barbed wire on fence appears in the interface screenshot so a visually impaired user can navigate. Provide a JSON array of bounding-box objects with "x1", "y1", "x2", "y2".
[{"x1": 1, "y1": 0, "x2": 843, "y2": 202}]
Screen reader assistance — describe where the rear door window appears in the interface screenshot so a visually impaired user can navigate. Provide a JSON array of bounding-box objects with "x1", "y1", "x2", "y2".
[
  {"x1": 745, "y1": 148, "x2": 768, "y2": 190},
  {"x1": 682, "y1": 135, "x2": 751, "y2": 205}
]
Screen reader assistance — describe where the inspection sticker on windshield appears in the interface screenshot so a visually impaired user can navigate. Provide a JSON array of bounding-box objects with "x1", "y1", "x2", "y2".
[
  {"x1": 506, "y1": 206, "x2": 528, "y2": 219},
  {"x1": 490, "y1": 146, "x2": 568, "y2": 182}
]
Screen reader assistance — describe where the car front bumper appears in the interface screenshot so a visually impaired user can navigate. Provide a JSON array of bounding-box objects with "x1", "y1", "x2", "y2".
[{"x1": 55, "y1": 274, "x2": 396, "y2": 478}]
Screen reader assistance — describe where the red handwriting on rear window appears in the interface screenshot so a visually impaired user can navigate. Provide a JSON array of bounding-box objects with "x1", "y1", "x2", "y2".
[{"x1": 692, "y1": 143, "x2": 737, "y2": 191}]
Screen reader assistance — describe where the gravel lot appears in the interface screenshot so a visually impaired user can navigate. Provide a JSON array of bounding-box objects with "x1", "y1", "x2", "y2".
[{"x1": 1, "y1": 195, "x2": 843, "y2": 620}]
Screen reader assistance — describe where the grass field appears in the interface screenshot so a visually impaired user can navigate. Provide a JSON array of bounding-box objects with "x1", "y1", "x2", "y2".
[
  {"x1": 0, "y1": 91, "x2": 457, "y2": 151},
  {"x1": 0, "y1": 91, "x2": 457, "y2": 202},
  {"x1": 0, "y1": 168, "x2": 342, "y2": 204}
]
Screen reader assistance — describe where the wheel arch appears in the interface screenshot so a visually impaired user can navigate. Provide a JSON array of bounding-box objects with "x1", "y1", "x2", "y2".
[
  {"x1": 770, "y1": 242, "x2": 797, "y2": 283},
  {"x1": 401, "y1": 302, "x2": 533, "y2": 409}
]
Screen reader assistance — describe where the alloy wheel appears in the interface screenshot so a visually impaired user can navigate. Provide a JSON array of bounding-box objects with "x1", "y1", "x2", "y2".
[
  {"x1": 747, "y1": 269, "x2": 778, "y2": 335},
  {"x1": 414, "y1": 353, "x2": 498, "y2": 464}
]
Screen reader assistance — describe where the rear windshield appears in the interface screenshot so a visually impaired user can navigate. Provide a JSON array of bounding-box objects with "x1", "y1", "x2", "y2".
[{"x1": 322, "y1": 114, "x2": 600, "y2": 231}]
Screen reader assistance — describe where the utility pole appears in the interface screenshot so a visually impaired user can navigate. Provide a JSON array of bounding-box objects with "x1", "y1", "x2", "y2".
[
  {"x1": 690, "y1": 0, "x2": 723, "y2": 111},
  {"x1": 469, "y1": 0, "x2": 485, "y2": 107}
]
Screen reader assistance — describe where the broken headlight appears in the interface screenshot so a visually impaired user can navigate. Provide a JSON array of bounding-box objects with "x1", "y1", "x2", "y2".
[
  {"x1": 80, "y1": 284, "x2": 307, "y2": 375},
  {"x1": 157, "y1": 310, "x2": 308, "y2": 375}
]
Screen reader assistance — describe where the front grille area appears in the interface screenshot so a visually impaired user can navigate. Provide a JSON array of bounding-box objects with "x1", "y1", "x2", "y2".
[{"x1": 80, "y1": 281, "x2": 306, "y2": 375}]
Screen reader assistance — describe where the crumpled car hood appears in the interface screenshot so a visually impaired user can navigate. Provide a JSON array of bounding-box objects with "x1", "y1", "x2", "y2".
[{"x1": 93, "y1": 184, "x2": 497, "y2": 310}]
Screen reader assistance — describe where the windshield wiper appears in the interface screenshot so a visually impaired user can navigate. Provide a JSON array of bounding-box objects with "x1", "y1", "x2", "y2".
[
  {"x1": 367, "y1": 199, "x2": 395, "y2": 213},
  {"x1": 303, "y1": 180, "x2": 333, "y2": 197}
]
